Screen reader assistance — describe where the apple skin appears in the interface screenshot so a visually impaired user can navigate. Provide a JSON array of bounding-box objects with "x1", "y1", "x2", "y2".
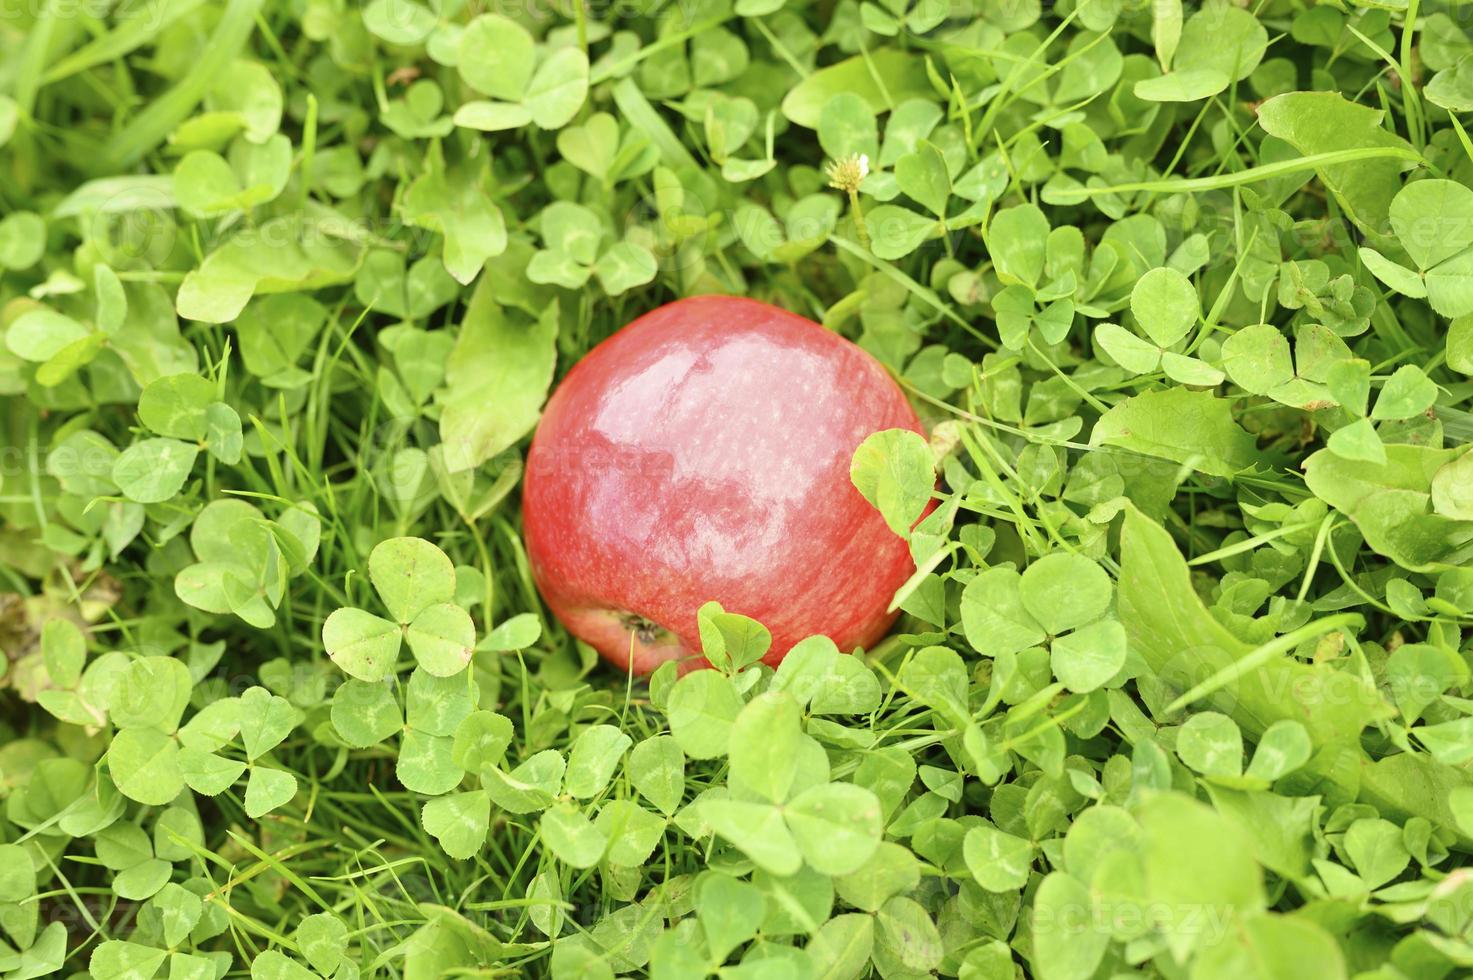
[{"x1": 522, "y1": 295, "x2": 928, "y2": 673}]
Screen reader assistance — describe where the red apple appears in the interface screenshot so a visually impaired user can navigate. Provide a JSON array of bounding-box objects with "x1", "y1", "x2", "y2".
[{"x1": 522, "y1": 295, "x2": 927, "y2": 673}]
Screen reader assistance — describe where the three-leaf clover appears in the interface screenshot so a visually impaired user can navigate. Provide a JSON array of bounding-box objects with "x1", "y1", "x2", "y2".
[
  {"x1": 987, "y1": 204, "x2": 1079, "y2": 350},
  {"x1": 453, "y1": 15, "x2": 589, "y2": 132},
  {"x1": 1096, "y1": 266, "x2": 1221, "y2": 385},
  {"x1": 323, "y1": 537, "x2": 476, "y2": 681},
  {"x1": 174, "y1": 499, "x2": 319, "y2": 628},
  {"x1": 525, "y1": 202, "x2": 657, "y2": 295},
  {"x1": 1359, "y1": 180, "x2": 1473, "y2": 317},
  {"x1": 961, "y1": 552, "x2": 1127, "y2": 694}
]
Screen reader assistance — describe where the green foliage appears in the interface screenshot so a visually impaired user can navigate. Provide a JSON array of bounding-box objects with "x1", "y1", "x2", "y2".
[{"x1": 3, "y1": 0, "x2": 1472, "y2": 978}]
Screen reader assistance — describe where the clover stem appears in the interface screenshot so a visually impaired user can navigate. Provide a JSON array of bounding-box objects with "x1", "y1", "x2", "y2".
[{"x1": 849, "y1": 189, "x2": 870, "y2": 249}]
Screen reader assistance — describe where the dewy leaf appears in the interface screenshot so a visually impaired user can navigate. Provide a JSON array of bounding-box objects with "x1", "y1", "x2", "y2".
[
  {"x1": 850, "y1": 428, "x2": 935, "y2": 537},
  {"x1": 1090, "y1": 387, "x2": 1266, "y2": 478},
  {"x1": 369, "y1": 536, "x2": 457, "y2": 623},
  {"x1": 438, "y1": 280, "x2": 557, "y2": 472}
]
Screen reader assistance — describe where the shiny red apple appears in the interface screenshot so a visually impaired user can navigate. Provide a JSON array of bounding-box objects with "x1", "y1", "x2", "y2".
[{"x1": 522, "y1": 295, "x2": 926, "y2": 673}]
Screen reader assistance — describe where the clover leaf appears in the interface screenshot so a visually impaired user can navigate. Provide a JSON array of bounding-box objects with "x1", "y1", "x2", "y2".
[
  {"x1": 1360, "y1": 180, "x2": 1473, "y2": 317},
  {"x1": 962, "y1": 553, "x2": 1125, "y2": 694},
  {"x1": 174, "y1": 500, "x2": 298, "y2": 628},
  {"x1": 324, "y1": 537, "x2": 475, "y2": 681},
  {"x1": 525, "y1": 201, "x2": 657, "y2": 296},
  {"x1": 454, "y1": 17, "x2": 588, "y2": 132}
]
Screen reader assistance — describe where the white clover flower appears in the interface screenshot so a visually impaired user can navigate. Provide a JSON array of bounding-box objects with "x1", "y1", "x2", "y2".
[{"x1": 824, "y1": 153, "x2": 870, "y2": 193}]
